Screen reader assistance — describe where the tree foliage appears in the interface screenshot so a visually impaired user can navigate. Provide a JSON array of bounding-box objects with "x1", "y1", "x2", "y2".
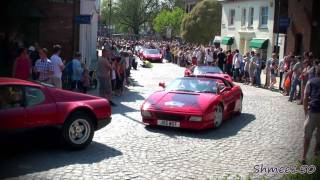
[
  {"x1": 180, "y1": 0, "x2": 221, "y2": 44},
  {"x1": 153, "y1": 7, "x2": 185, "y2": 37},
  {"x1": 113, "y1": 0, "x2": 159, "y2": 35}
]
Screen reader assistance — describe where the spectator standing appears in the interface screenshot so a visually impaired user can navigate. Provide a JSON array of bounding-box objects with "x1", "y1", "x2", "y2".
[
  {"x1": 254, "y1": 52, "x2": 262, "y2": 87},
  {"x1": 217, "y1": 49, "x2": 226, "y2": 71},
  {"x1": 205, "y1": 48, "x2": 213, "y2": 65},
  {"x1": 12, "y1": 47, "x2": 31, "y2": 80},
  {"x1": 265, "y1": 54, "x2": 273, "y2": 88},
  {"x1": 269, "y1": 55, "x2": 278, "y2": 89},
  {"x1": 34, "y1": 48, "x2": 54, "y2": 84},
  {"x1": 302, "y1": 63, "x2": 320, "y2": 164},
  {"x1": 244, "y1": 54, "x2": 250, "y2": 84},
  {"x1": 81, "y1": 63, "x2": 90, "y2": 93},
  {"x1": 96, "y1": 49, "x2": 116, "y2": 106},
  {"x1": 283, "y1": 53, "x2": 294, "y2": 96},
  {"x1": 50, "y1": 44, "x2": 65, "y2": 89},
  {"x1": 232, "y1": 50, "x2": 242, "y2": 82},
  {"x1": 278, "y1": 57, "x2": 285, "y2": 91},
  {"x1": 308, "y1": 60, "x2": 320, "y2": 80},
  {"x1": 289, "y1": 56, "x2": 303, "y2": 102},
  {"x1": 226, "y1": 50, "x2": 233, "y2": 76},
  {"x1": 71, "y1": 52, "x2": 83, "y2": 91},
  {"x1": 299, "y1": 60, "x2": 312, "y2": 105}
]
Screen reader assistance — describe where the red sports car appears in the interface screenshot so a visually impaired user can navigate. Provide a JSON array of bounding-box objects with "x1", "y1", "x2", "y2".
[
  {"x1": 0, "y1": 78, "x2": 112, "y2": 149},
  {"x1": 185, "y1": 66, "x2": 233, "y2": 82},
  {"x1": 141, "y1": 49, "x2": 163, "y2": 62},
  {"x1": 141, "y1": 76, "x2": 242, "y2": 129}
]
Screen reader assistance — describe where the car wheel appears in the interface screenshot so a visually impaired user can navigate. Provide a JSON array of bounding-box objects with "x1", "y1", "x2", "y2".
[
  {"x1": 62, "y1": 112, "x2": 94, "y2": 150},
  {"x1": 235, "y1": 96, "x2": 243, "y2": 115},
  {"x1": 214, "y1": 105, "x2": 223, "y2": 128}
]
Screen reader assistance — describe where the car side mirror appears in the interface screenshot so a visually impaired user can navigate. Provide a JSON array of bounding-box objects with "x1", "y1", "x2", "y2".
[
  {"x1": 159, "y1": 82, "x2": 166, "y2": 88},
  {"x1": 223, "y1": 87, "x2": 232, "y2": 92}
]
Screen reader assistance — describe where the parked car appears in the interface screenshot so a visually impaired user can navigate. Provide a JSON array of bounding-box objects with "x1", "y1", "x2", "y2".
[
  {"x1": 141, "y1": 49, "x2": 163, "y2": 62},
  {"x1": 141, "y1": 75, "x2": 242, "y2": 129},
  {"x1": 0, "y1": 78, "x2": 112, "y2": 149},
  {"x1": 185, "y1": 66, "x2": 233, "y2": 82}
]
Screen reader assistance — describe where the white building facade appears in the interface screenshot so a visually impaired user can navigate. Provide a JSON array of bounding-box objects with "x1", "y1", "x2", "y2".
[
  {"x1": 79, "y1": 0, "x2": 100, "y2": 67},
  {"x1": 219, "y1": 0, "x2": 286, "y2": 59}
]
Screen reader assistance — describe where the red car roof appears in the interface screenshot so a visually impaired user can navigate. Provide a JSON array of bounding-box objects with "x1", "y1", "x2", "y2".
[{"x1": 0, "y1": 77, "x2": 42, "y2": 87}]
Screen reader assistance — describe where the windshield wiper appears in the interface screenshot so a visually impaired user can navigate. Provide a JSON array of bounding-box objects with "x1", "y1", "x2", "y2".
[
  {"x1": 172, "y1": 89, "x2": 195, "y2": 92},
  {"x1": 195, "y1": 91, "x2": 215, "y2": 93}
]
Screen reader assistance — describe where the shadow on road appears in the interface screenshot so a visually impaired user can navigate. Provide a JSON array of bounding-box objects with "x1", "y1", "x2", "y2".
[
  {"x1": 145, "y1": 113, "x2": 256, "y2": 139},
  {"x1": 0, "y1": 128, "x2": 122, "y2": 179}
]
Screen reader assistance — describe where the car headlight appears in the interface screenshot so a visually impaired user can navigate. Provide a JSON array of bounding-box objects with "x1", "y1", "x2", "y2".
[
  {"x1": 189, "y1": 116, "x2": 202, "y2": 122},
  {"x1": 142, "y1": 102, "x2": 151, "y2": 111},
  {"x1": 141, "y1": 110, "x2": 152, "y2": 118}
]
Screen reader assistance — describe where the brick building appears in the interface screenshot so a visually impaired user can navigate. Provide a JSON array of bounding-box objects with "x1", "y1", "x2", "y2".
[
  {"x1": 0, "y1": 0, "x2": 80, "y2": 76},
  {"x1": 286, "y1": 0, "x2": 320, "y2": 57}
]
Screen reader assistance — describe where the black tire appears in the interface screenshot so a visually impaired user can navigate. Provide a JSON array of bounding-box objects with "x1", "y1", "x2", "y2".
[{"x1": 61, "y1": 112, "x2": 94, "y2": 150}]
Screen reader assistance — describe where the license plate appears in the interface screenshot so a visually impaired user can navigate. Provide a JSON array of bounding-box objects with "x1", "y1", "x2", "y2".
[{"x1": 157, "y1": 120, "x2": 180, "y2": 127}]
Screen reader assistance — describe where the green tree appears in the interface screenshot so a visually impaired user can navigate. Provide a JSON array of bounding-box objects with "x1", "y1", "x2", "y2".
[
  {"x1": 153, "y1": 7, "x2": 185, "y2": 37},
  {"x1": 114, "y1": 0, "x2": 159, "y2": 35},
  {"x1": 180, "y1": 0, "x2": 221, "y2": 44}
]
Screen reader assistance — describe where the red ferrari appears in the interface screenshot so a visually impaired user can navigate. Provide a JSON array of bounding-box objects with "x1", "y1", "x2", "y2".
[
  {"x1": 141, "y1": 76, "x2": 242, "y2": 129},
  {"x1": 0, "y1": 78, "x2": 112, "y2": 149},
  {"x1": 185, "y1": 66, "x2": 233, "y2": 82},
  {"x1": 141, "y1": 49, "x2": 163, "y2": 62}
]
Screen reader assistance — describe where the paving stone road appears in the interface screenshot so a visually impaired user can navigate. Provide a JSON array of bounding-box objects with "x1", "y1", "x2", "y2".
[{"x1": 0, "y1": 60, "x2": 311, "y2": 180}]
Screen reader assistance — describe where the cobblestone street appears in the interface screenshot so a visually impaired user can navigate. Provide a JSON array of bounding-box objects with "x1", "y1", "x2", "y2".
[{"x1": 0, "y1": 61, "x2": 307, "y2": 179}]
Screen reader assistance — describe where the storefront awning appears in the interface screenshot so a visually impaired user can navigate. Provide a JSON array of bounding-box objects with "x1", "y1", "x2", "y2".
[
  {"x1": 221, "y1": 36, "x2": 234, "y2": 45},
  {"x1": 249, "y1": 39, "x2": 269, "y2": 49}
]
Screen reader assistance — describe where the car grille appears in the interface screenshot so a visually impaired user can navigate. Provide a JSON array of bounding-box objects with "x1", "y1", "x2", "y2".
[{"x1": 154, "y1": 112, "x2": 185, "y2": 121}]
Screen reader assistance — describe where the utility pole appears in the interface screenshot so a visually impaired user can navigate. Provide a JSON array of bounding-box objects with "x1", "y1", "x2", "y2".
[{"x1": 108, "y1": 0, "x2": 112, "y2": 38}]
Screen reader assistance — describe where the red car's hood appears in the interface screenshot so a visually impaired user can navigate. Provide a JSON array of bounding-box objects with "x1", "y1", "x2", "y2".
[
  {"x1": 48, "y1": 88, "x2": 101, "y2": 102},
  {"x1": 147, "y1": 91, "x2": 219, "y2": 113}
]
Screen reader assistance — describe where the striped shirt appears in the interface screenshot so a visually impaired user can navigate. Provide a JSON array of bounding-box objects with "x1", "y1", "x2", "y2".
[{"x1": 34, "y1": 58, "x2": 54, "y2": 82}]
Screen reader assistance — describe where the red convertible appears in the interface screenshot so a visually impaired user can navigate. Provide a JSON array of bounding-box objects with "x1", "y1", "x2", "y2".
[
  {"x1": 0, "y1": 78, "x2": 112, "y2": 149},
  {"x1": 141, "y1": 75, "x2": 242, "y2": 129}
]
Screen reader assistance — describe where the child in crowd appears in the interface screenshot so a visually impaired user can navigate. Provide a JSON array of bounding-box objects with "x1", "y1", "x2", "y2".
[{"x1": 81, "y1": 63, "x2": 90, "y2": 94}]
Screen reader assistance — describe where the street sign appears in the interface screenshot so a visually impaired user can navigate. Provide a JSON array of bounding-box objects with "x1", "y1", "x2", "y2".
[
  {"x1": 279, "y1": 17, "x2": 290, "y2": 28},
  {"x1": 75, "y1": 15, "x2": 91, "y2": 24}
]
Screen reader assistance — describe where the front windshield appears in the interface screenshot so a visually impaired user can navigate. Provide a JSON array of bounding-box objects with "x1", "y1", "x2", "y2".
[
  {"x1": 145, "y1": 49, "x2": 160, "y2": 54},
  {"x1": 193, "y1": 66, "x2": 223, "y2": 75},
  {"x1": 166, "y1": 78, "x2": 218, "y2": 93}
]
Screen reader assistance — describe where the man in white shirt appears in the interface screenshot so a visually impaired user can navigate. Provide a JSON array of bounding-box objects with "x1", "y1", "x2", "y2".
[
  {"x1": 205, "y1": 48, "x2": 213, "y2": 65},
  {"x1": 50, "y1": 45, "x2": 64, "y2": 88},
  {"x1": 232, "y1": 49, "x2": 242, "y2": 81}
]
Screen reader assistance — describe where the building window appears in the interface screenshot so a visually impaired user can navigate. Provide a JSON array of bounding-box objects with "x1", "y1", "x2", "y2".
[
  {"x1": 229, "y1": 9, "x2": 235, "y2": 26},
  {"x1": 241, "y1": 8, "x2": 247, "y2": 27},
  {"x1": 260, "y1": 6, "x2": 268, "y2": 28},
  {"x1": 248, "y1": 7, "x2": 254, "y2": 27}
]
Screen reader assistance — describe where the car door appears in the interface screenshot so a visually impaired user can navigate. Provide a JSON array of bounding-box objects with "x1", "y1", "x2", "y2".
[
  {"x1": 24, "y1": 86, "x2": 58, "y2": 128},
  {"x1": 0, "y1": 85, "x2": 27, "y2": 130},
  {"x1": 220, "y1": 81, "x2": 235, "y2": 115}
]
